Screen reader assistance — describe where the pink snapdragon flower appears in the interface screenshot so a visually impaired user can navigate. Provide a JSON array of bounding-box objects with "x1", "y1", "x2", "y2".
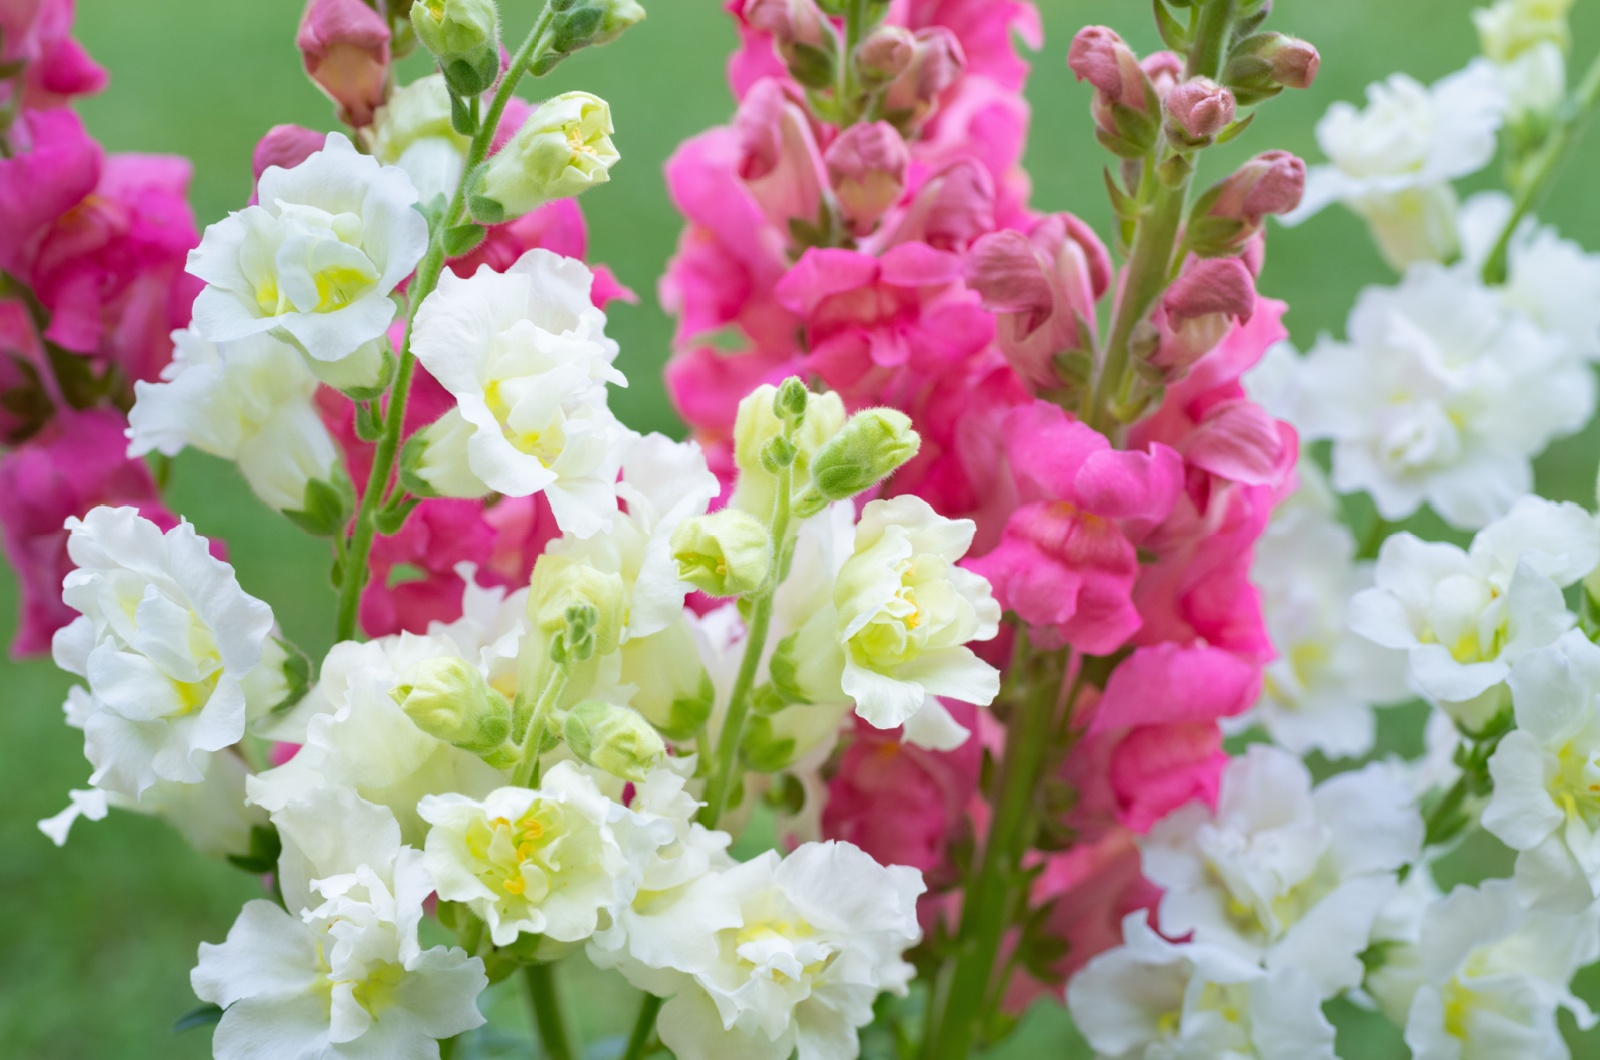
[
  {"x1": 894, "y1": 0, "x2": 1041, "y2": 92},
  {"x1": 0, "y1": 408, "x2": 178, "y2": 656},
  {"x1": 735, "y1": 79, "x2": 829, "y2": 234},
  {"x1": 0, "y1": 0, "x2": 106, "y2": 110},
  {"x1": 778, "y1": 241, "x2": 995, "y2": 406},
  {"x1": 967, "y1": 402, "x2": 1183, "y2": 656},
  {"x1": 0, "y1": 108, "x2": 102, "y2": 276}
]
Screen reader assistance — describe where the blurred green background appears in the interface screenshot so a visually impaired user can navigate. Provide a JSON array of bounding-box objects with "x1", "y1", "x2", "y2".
[{"x1": 6, "y1": 1, "x2": 1600, "y2": 1057}]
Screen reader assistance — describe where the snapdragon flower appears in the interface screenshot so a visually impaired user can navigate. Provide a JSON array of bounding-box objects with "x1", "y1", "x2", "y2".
[
  {"x1": 1142, "y1": 744, "x2": 1423, "y2": 996},
  {"x1": 1483, "y1": 630, "x2": 1600, "y2": 910},
  {"x1": 51, "y1": 507, "x2": 275, "y2": 796},
  {"x1": 127, "y1": 328, "x2": 341, "y2": 514},
  {"x1": 193, "y1": 788, "x2": 487, "y2": 1059},
  {"x1": 1287, "y1": 63, "x2": 1506, "y2": 267},
  {"x1": 410, "y1": 249, "x2": 629, "y2": 537},
  {"x1": 1232, "y1": 470, "x2": 1410, "y2": 758},
  {"x1": 418, "y1": 762, "x2": 673, "y2": 948},
  {"x1": 188, "y1": 132, "x2": 429, "y2": 363},
  {"x1": 592, "y1": 840, "x2": 923, "y2": 1060},
  {"x1": 1067, "y1": 912, "x2": 1337, "y2": 1060},
  {"x1": 1349, "y1": 496, "x2": 1599, "y2": 728},
  {"x1": 791, "y1": 495, "x2": 1001, "y2": 736},
  {"x1": 1261, "y1": 265, "x2": 1593, "y2": 529},
  {"x1": 368, "y1": 74, "x2": 470, "y2": 204}
]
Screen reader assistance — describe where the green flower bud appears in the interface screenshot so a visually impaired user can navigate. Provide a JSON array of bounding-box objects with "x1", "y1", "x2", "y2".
[
  {"x1": 400, "y1": 410, "x2": 492, "y2": 500},
  {"x1": 730, "y1": 382, "x2": 847, "y2": 519},
  {"x1": 574, "y1": 0, "x2": 647, "y2": 49},
  {"x1": 469, "y1": 92, "x2": 619, "y2": 224},
  {"x1": 671, "y1": 508, "x2": 774, "y2": 598},
  {"x1": 392, "y1": 657, "x2": 517, "y2": 764},
  {"x1": 411, "y1": 0, "x2": 501, "y2": 96},
  {"x1": 562, "y1": 700, "x2": 667, "y2": 781},
  {"x1": 800, "y1": 407, "x2": 920, "y2": 508},
  {"x1": 303, "y1": 336, "x2": 395, "y2": 400},
  {"x1": 528, "y1": 553, "x2": 626, "y2": 661}
]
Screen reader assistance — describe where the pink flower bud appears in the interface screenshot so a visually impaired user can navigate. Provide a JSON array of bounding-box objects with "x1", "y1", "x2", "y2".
[
  {"x1": 251, "y1": 124, "x2": 326, "y2": 194},
  {"x1": 744, "y1": 0, "x2": 828, "y2": 50},
  {"x1": 1068, "y1": 27, "x2": 1146, "y2": 110},
  {"x1": 1270, "y1": 38, "x2": 1320, "y2": 91},
  {"x1": 887, "y1": 159, "x2": 994, "y2": 252},
  {"x1": 1211, "y1": 150, "x2": 1306, "y2": 222},
  {"x1": 1141, "y1": 51, "x2": 1184, "y2": 101},
  {"x1": 826, "y1": 122, "x2": 910, "y2": 236},
  {"x1": 1223, "y1": 33, "x2": 1321, "y2": 104},
  {"x1": 1165, "y1": 78, "x2": 1236, "y2": 142},
  {"x1": 734, "y1": 78, "x2": 827, "y2": 234},
  {"x1": 297, "y1": 0, "x2": 391, "y2": 128},
  {"x1": 1155, "y1": 256, "x2": 1256, "y2": 375},
  {"x1": 856, "y1": 25, "x2": 915, "y2": 85},
  {"x1": 883, "y1": 27, "x2": 966, "y2": 127},
  {"x1": 966, "y1": 213, "x2": 1110, "y2": 391}
]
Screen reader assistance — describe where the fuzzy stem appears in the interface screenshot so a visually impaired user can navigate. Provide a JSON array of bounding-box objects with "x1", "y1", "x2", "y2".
[
  {"x1": 333, "y1": 15, "x2": 553, "y2": 643},
  {"x1": 512, "y1": 665, "x2": 570, "y2": 790},
  {"x1": 1483, "y1": 44, "x2": 1600, "y2": 285},
  {"x1": 524, "y1": 962, "x2": 577, "y2": 1060}
]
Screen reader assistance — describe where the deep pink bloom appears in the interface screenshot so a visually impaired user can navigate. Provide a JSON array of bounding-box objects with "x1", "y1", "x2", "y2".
[
  {"x1": 880, "y1": 27, "x2": 967, "y2": 128},
  {"x1": 826, "y1": 121, "x2": 910, "y2": 237},
  {"x1": 0, "y1": 408, "x2": 177, "y2": 657},
  {"x1": 967, "y1": 402, "x2": 1183, "y2": 656},
  {"x1": 0, "y1": 108, "x2": 102, "y2": 277},
  {"x1": 912, "y1": 73, "x2": 1034, "y2": 228},
  {"x1": 885, "y1": 158, "x2": 997, "y2": 254},
  {"x1": 894, "y1": 0, "x2": 1041, "y2": 92},
  {"x1": 734, "y1": 79, "x2": 828, "y2": 234},
  {"x1": 822, "y1": 702, "x2": 984, "y2": 885},
  {"x1": 250, "y1": 124, "x2": 327, "y2": 202},
  {"x1": 0, "y1": 0, "x2": 106, "y2": 110},
  {"x1": 1153, "y1": 255, "x2": 1257, "y2": 378},
  {"x1": 296, "y1": 0, "x2": 390, "y2": 127},
  {"x1": 778, "y1": 241, "x2": 995, "y2": 406},
  {"x1": 1067, "y1": 26, "x2": 1147, "y2": 110},
  {"x1": 18, "y1": 152, "x2": 200, "y2": 385}
]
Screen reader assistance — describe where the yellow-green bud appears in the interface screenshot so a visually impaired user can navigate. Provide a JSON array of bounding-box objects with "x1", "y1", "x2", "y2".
[
  {"x1": 591, "y1": 0, "x2": 647, "y2": 47},
  {"x1": 730, "y1": 382, "x2": 847, "y2": 519},
  {"x1": 528, "y1": 553, "x2": 626, "y2": 661},
  {"x1": 411, "y1": 0, "x2": 501, "y2": 95},
  {"x1": 303, "y1": 336, "x2": 394, "y2": 400},
  {"x1": 562, "y1": 700, "x2": 667, "y2": 782},
  {"x1": 802, "y1": 407, "x2": 920, "y2": 507},
  {"x1": 671, "y1": 508, "x2": 774, "y2": 598},
  {"x1": 469, "y1": 92, "x2": 620, "y2": 224},
  {"x1": 392, "y1": 657, "x2": 516, "y2": 762}
]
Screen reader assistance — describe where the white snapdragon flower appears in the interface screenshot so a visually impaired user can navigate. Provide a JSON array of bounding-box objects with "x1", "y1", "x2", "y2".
[
  {"x1": 369, "y1": 74, "x2": 469, "y2": 204},
  {"x1": 1459, "y1": 191, "x2": 1600, "y2": 361},
  {"x1": 1142, "y1": 744, "x2": 1423, "y2": 996},
  {"x1": 791, "y1": 496, "x2": 1001, "y2": 736},
  {"x1": 547, "y1": 433, "x2": 719, "y2": 640},
  {"x1": 51, "y1": 507, "x2": 274, "y2": 796},
  {"x1": 417, "y1": 762, "x2": 672, "y2": 948},
  {"x1": 1232, "y1": 471, "x2": 1410, "y2": 757},
  {"x1": 1287, "y1": 63, "x2": 1506, "y2": 268},
  {"x1": 1066, "y1": 912, "x2": 1338, "y2": 1060},
  {"x1": 127, "y1": 328, "x2": 340, "y2": 514},
  {"x1": 193, "y1": 788, "x2": 487, "y2": 1059},
  {"x1": 1266, "y1": 266, "x2": 1593, "y2": 529},
  {"x1": 592, "y1": 841, "x2": 923, "y2": 1060},
  {"x1": 1476, "y1": 0, "x2": 1572, "y2": 119},
  {"x1": 1483, "y1": 630, "x2": 1600, "y2": 910},
  {"x1": 411, "y1": 249, "x2": 629, "y2": 537},
  {"x1": 189, "y1": 133, "x2": 428, "y2": 362},
  {"x1": 1369, "y1": 880, "x2": 1599, "y2": 1060},
  {"x1": 1349, "y1": 496, "x2": 1598, "y2": 729},
  {"x1": 248, "y1": 633, "x2": 506, "y2": 843}
]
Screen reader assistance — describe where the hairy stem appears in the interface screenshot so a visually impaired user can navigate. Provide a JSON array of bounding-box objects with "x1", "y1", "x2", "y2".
[
  {"x1": 524, "y1": 962, "x2": 577, "y2": 1060},
  {"x1": 512, "y1": 666, "x2": 570, "y2": 790},
  {"x1": 1483, "y1": 44, "x2": 1600, "y2": 284},
  {"x1": 333, "y1": 15, "x2": 553, "y2": 643}
]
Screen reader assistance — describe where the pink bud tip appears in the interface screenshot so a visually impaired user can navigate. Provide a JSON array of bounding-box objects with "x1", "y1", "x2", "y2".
[
  {"x1": 1274, "y1": 39, "x2": 1320, "y2": 90},
  {"x1": 252, "y1": 125, "x2": 327, "y2": 184},
  {"x1": 826, "y1": 121, "x2": 910, "y2": 234},
  {"x1": 1166, "y1": 78, "x2": 1236, "y2": 140},
  {"x1": 297, "y1": 0, "x2": 390, "y2": 127}
]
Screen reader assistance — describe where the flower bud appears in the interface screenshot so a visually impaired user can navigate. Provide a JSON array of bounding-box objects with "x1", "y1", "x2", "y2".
[
  {"x1": 392, "y1": 656, "x2": 516, "y2": 763},
  {"x1": 1475, "y1": 0, "x2": 1571, "y2": 64},
  {"x1": 735, "y1": 80, "x2": 826, "y2": 234},
  {"x1": 887, "y1": 159, "x2": 995, "y2": 252},
  {"x1": 297, "y1": 0, "x2": 392, "y2": 127},
  {"x1": 401, "y1": 410, "x2": 492, "y2": 500},
  {"x1": 744, "y1": 0, "x2": 839, "y2": 90},
  {"x1": 410, "y1": 0, "x2": 500, "y2": 96},
  {"x1": 804, "y1": 408, "x2": 920, "y2": 504},
  {"x1": 965, "y1": 212, "x2": 1110, "y2": 391},
  {"x1": 529, "y1": 553, "x2": 626, "y2": 662},
  {"x1": 470, "y1": 92, "x2": 619, "y2": 224},
  {"x1": 619, "y1": 622, "x2": 714, "y2": 739},
  {"x1": 1223, "y1": 33, "x2": 1320, "y2": 106},
  {"x1": 671, "y1": 508, "x2": 774, "y2": 598},
  {"x1": 251, "y1": 125, "x2": 326, "y2": 198},
  {"x1": 591, "y1": 0, "x2": 648, "y2": 48},
  {"x1": 562, "y1": 700, "x2": 667, "y2": 782},
  {"x1": 825, "y1": 121, "x2": 910, "y2": 237},
  {"x1": 731, "y1": 382, "x2": 847, "y2": 519},
  {"x1": 1141, "y1": 50, "x2": 1184, "y2": 101},
  {"x1": 1155, "y1": 256, "x2": 1256, "y2": 377},
  {"x1": 1069, "y1": 26, "x2": 1159, "y2": 157},
  {"x1": 1188, "y1": 150, "x2": 1305, "y2": 255},
  {"x1": 1165, "y1": 77, "x2": 1236, "y2": 145},
  {"x1": 881, "y1": 27, "x2": 966, "y2": 128},
  {"x1": 855, "y1": 25, "x2": 915, "y2": 87}
]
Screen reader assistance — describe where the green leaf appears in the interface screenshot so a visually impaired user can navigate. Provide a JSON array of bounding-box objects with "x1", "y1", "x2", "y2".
[
  {"x1": 443, "y1": 222, "x2": 488, "y2": 257},
  {"x1": 449, "y1": 89, "x2": 477, "y2": 137},
  {"x1": 283, "y1": 473, "x2": 357, "y2": 538},
  {"x1": 1153, "y1": 0, "x2": 1189, "y2": 51},
  {"x1": 375, "y1": 496, "x2": 422, "y2": 536},
  {"x1": 226, "y1": 824, "x2": 282, "y2": 876},
  {"x1": 467, "y1": 195, "x2": 505, "y2": 226},
  {"x1": 171, "y1": 1004, "x2": 224, "y2": 1034},
  {"x1": 1214, "y1": 112, "x2": 1257, "y2": 145}
]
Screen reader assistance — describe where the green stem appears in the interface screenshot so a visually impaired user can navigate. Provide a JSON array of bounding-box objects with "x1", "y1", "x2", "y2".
[
  {"x1": 333, "y1": 16, "x2": 553, "y2": 643},
  {"x1": 696, "y1": 458, "x2": 796, "y2": 828},
  {"x1": 523, "y1": 962, "x2": 577, "y2": 1060},
  {"x1": 838, "y1": 0, "x2": 871, "y2": 125},
  {"x1": 1483, "y1": 44, "x2": 1600, "y2": 285},
  {"x1": 922, "y1": 650, "x2": 1068, "y2": 1060},
  {"x1": 512, "y1": 666, "x2": 570, "y2": 789},
  {"x1": 1184, "y1": 0, "x2": 1237, "y2": 81},
  {"x1": 622, "y1": 994, "x2": 664, "y2": 1060}
]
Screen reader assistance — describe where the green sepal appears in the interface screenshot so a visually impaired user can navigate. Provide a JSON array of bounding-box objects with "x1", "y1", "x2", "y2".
[
  {"x1": 283, "y1": 470, "x2": 358, "y2": 538},
  {"x1": 226, "y1": 823, "x2": 283, "y2": 876},
  {"x1": 1153, "y1": 0, "x2": 1190, "y2": 51},
  {"x1": 443, "y1": 222, "x2": 488, "y2": 257},
  {"x1": 263, "y1": 636, "x2": 314, "y2": 720},
  {"x1": 467, "y1": 194, "x2": 506, "y2": 226},
  {"x1": 449, "y1": 88, "x2": 477, "y2": 137},
  {"x1": 787, "y1": 41, "x2": 837, "y2": 91},
  {"x1": 739, "y1": 715, "x2": 796, "y2": 773},
  {"x1": 355, "y1": 401, "x2": 385, "y2": 442},
  {"x1": 171, "y1": 1004, "x2": 224, "y2": 1035},
  {"x1": 399, "y1": 433, "x2": 443, "y2": 499},
  {"x1": 375, "y1": 496, "x2": 423, "y2": 536}
]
